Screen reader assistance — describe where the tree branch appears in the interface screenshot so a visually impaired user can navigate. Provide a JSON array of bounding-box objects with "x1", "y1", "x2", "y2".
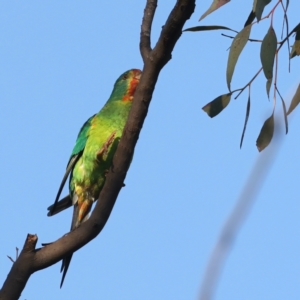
[
  {"x1": 0, "y1": 1, "x2": 195, "y2": 299},
  {"x1": 1, "y1": 235, "x2": 37, "y2": 300},
  {"x1": 140, "y1": 0, "x2": 157, "y2": 61}
]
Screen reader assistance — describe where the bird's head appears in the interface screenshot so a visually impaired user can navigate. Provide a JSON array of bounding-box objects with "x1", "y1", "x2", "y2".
[{"x1": 112, "y1": 69, "x2": 142, "y2": 102}]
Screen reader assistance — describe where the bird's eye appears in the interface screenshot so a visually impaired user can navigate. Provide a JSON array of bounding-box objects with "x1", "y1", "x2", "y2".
[{"x1": 122, "y1": 74, "x2": 128, "y2": 80}]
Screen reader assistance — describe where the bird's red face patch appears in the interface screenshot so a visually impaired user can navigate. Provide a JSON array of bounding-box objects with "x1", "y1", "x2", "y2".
[{"x1": 122, "y1": 69, "x2": 142, "y2": 102}]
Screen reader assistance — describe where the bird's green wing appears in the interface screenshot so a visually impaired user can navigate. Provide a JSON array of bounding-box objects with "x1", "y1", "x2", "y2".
[
  {"x1": 71, "y1": 114, "x2": 96, "y2": 157},
  {"x1": 47, "y1": 114, "x2": 96, "y2": 216}
]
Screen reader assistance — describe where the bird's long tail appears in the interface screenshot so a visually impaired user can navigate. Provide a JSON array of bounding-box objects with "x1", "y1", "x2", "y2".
[
  {"x1": 60, "y1": 199, "x2": 91, "y2": 287},
  {"x1": 60, "y1": 253, "x2": 73, "y2": 288},
  {"x1": 60, "y1": 201, "x2": 79, "y2": 288}
]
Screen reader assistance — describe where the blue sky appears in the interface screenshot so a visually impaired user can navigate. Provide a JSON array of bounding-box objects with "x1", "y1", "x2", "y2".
[{"x1": 1, "y1": 1, "x2": 300, "y2": 299}]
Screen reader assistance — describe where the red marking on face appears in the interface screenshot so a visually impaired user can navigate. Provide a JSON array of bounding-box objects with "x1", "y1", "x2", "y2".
[{"x1": 122, "y1": 69, "x2": 142, "y2": 102}]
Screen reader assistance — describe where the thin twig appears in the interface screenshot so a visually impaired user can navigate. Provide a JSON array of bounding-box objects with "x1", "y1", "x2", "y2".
[
  {"x1": 221, "y1": 33, "x2": 263, "y2": 43},
  {"x1": 232, "y1": 67, "x2": 263, "y2": 99},
  {"x1": 7, "y1": 256, "x2": 14, "y2": 263}
]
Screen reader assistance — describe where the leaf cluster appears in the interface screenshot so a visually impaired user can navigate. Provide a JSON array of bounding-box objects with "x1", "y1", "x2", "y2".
[{"x1": 184, "y1": 0, "x2": 300, "y2": 151}]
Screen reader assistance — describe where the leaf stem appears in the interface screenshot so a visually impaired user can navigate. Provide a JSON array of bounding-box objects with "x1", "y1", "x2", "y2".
[{"x1": 233, "y1": 67, "x2": 263, "y2": 99}]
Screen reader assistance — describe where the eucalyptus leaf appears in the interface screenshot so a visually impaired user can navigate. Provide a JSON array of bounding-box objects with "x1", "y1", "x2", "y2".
[
  {"x1": 240, "y1": 94, "x2": 251, "y2": 148},
  {"x1": 290, "y1": 41, "x2": 300, "y2": 58},
  {"x1": 226, "y1": 25, "x2": 252, "y2": 91},
  {"x1": 260, "y1": 26, "x2": 277, "y2": 97},
  {"x1": 290, "y1": 27, "x2": 300, "y2": 58},
  {"x1": 266, "y1": 78, "x2": 272, "y2": 98},
  {"x1": 244, "y1": 10, "x2": 256, "y2": 27},
  {"x1": 256, "y1": 113, "x2": 274, "y2": 152},
  {"x1": 287, "y1": 84, "x2": 300, "y2": 115},
  {"x1": 202, "y1": 93, "x2": 232, "y2": 118},
  {"x1": 276, "y1": 87, "x2": 288, "y2": 134},
  {"x1": 199, "y1": 0, "x2": 231, "y2": 21},
  {"x1": 253, "y1": 0, "x2": 272, "y2": 21},
  {"x1": 183, "y1": 25, "x2": 236, "y2": 33}
]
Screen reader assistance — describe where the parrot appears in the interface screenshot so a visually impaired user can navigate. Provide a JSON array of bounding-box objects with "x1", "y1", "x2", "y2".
[{"x1": 47, "y1": 68, "x2": 142, "y2": 287}]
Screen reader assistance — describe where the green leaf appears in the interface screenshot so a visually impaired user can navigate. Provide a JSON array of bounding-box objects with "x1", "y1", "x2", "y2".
[
  {"x1": 256, "y1": 113, "x2": 274, "y2": 152},
  {"x1": 253, "y1": 0, "x2": 272, "y2": 21},
  {"x1": 226, "y1": 25, "x2": 252, "y2": 91},
  {"x1": 260, "y1": 26, "x2": 277, "y2": 79},
  {"x1": 290, "y1": 41, "x2": 300, "y2": 58},
  {"x1": 199, "y1": 0, "x2": 231, "y2": 21},
  {"x1": 276, "y1": 87, "x2": 288, "y2": 134},
  {"x1": 291, "y1": 23, "x2": 300, "y2": 35},
  {"x1": 183, "y1": 25, "x2": 236, "y2": 33},
  {"x1": 287, "y1": 84, "x2": 300, "y2": 115},
  {"x1": 290, "y1": 27, "x2": 300, "y2": 58},
  {"x1": 266, "y1": 79, "x2": 272, "y2": 98},
  {"x1": 244, "y1": 10, "x2": 256, "y2": 27},
  {"x1": 260, "y1": 26, "x2": 277, "y2": 97},
  {"x1": 281, "y1": 98, "x2": 288, "y2": 134},
  {"x1": 296, "y1": 27, "x2": 300, "y2": 40},
  {"x1": 202, "y1": 93, "x2": 232, "y2": 118},
  {"x1": 240, "y1": 94, "x2": 251, "y2": 148}
]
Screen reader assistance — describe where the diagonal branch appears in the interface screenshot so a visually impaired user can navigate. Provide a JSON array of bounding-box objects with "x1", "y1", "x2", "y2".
[{"x1": 0, "y1": 1, "x2": 195, "y2": 299}]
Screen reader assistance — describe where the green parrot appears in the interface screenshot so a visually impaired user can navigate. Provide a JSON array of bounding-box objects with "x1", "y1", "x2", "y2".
[{"x1": 47, "y1": 68, "x2": 141, "y2": 287}]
